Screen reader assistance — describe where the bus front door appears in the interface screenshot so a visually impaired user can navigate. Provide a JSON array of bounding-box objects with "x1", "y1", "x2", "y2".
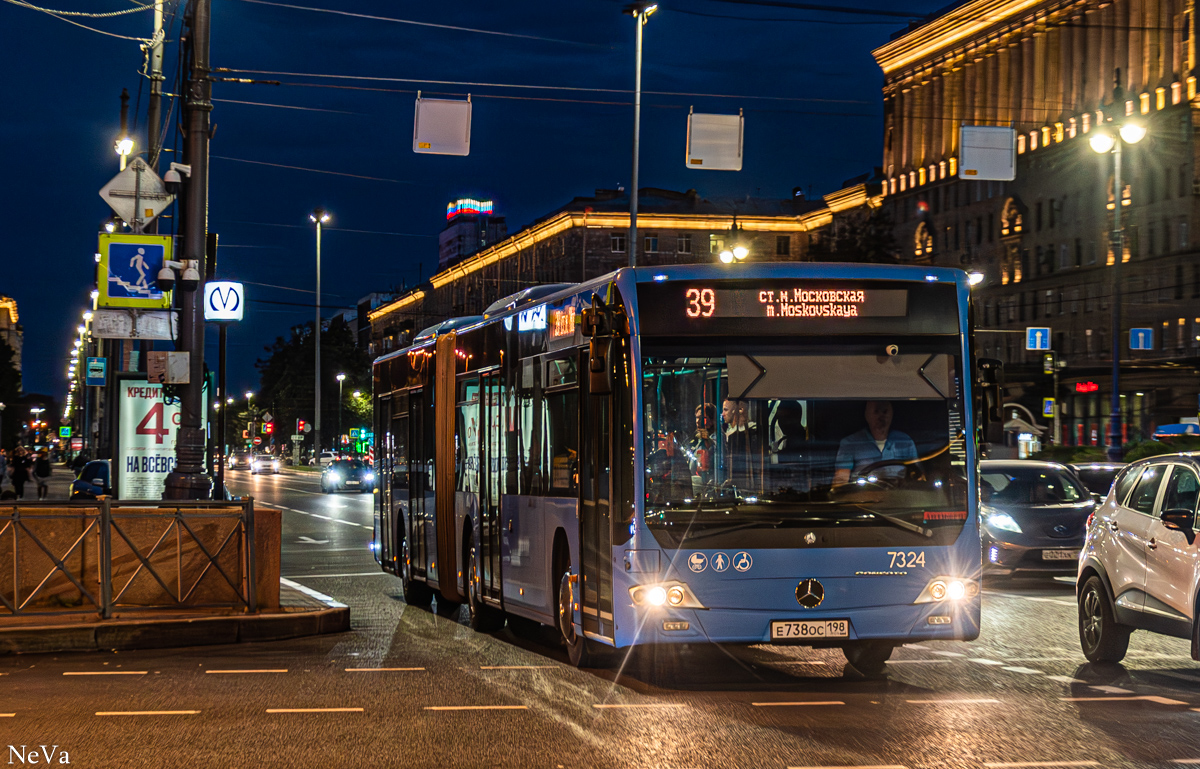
[{"x1": 579, "y1": 356, "x2": 614, "y2": 641}]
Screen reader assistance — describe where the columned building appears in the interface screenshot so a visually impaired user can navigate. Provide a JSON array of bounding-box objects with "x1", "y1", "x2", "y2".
[
  {"x1": 873, "y1": 0, "x2": 1200, "y2": 445},
  {"x1": 0, "y1": 295, "x2": 21, "y2": 387},
  {"x1": 367, "y1": 186, "x2": 877, "y2": 354}
]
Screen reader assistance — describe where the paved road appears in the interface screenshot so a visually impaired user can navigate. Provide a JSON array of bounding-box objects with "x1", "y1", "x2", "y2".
[{"x1": 3, "y1": 469, "x2": 1200, "y2": 768}]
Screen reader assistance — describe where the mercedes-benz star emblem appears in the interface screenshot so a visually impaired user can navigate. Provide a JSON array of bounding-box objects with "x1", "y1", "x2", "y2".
[{"x1": 795, "y1": 578, "x2": 824, "y2": 609}]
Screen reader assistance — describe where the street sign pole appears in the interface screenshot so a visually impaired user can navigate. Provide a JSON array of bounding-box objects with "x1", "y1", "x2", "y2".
[{"x1": 215, "y1": 322, "x2": 227, "y2": 500}]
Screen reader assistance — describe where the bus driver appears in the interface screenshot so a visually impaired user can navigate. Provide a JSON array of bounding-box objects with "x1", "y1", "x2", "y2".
[{"x1": 833, "y1": 400, "x2": 918, "y2": 485}]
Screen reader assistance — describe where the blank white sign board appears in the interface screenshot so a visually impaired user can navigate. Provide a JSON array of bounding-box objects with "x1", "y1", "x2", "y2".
[
  {"x1": 686, "y1": 112, "x2": 743, "y2": 171},
  {"x1": 414, "y1": 96, "x2": 472, "y2": 156},
  {"x1": 959, "y1": 125, "x2": 1015, "y2": 181}
]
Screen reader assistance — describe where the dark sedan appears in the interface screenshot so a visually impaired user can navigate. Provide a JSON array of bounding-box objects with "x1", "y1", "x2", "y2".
[
  {"x1": 1069, "y1": 462, "x2": 1126, "y2": 497},
  {"x1": 70, "y1": 460, "x2": 113, "y2": 500},
  {"x1": 320, "y1": 459, "x2": 376, "y2": 494},
  {"x1": 980, "y1": 460, "x2": 1098, "y2": 577}
]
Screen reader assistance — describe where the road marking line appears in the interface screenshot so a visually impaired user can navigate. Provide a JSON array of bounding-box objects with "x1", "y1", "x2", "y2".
[
  {"x1": 1169, "y1": 760, "x2": 1200, "y2": 764},
  {"x1": 0, "y1": 714, "x2": 13, "y2": 718},
  {"x1": 970, "y1": 659, "x2": 1006, "y2": 666},
  {"x1": 424, "y1": 705, "x2": 528, "y2": 711},
  {"x1": 1046, "y1": 675, "x2": 1087, "y2": 684},
  {"x1": 1061, "y1": 695, "x2": 1187, "y2": 705},
  {"x1": 63, "y1": 671, "x2": 147, "y2": 676},
  {"x1": 906, "y1": 698, "x2": 1002, "y2": 704},
  {"x1": 280, "y1": 577, "x2": 349, "y2": 609},
  {"x1": 751, "y1": 701, "x2": 844, "y2": 707},
  {"x1": 480, "y1": 665, "x2": 557, "y2": 670},
  {"x1": 95, "y1": 710, "x2": 200, "y2": 716},
  {"x1": 284, "y1": 572, "x2": 387, "y2": 579},
  {"x1": 787, "y1": 765, "x2": 907, "y2": 769},
  {"x1": 206, "y1": 669, "x2": 288, "y2": 674},
  {"x1": 903, "y1": 643, "x2": 930, "y2": 649},
  {"x1": 592, "y1": 703, "x2": 688, "y2": 709},
  {"x1": 266, "y1": 708, "x2": 364, "y2": 713},
  {"x1": 1000, "y1": 656, "x2": 1081, "y2": 662},
  {"x1": 930, "y1": 650, "x2": 966, "y2": 657},
  {"x1": 777, "y1": 660, "x2": 827, "y2": 665},
  {"x1": 1089, "y1": 685, "x2": 1132, "y2": 694},
  {"x1": 345, "y1": 667, "x2": 425, "y2": 672},
  {"x1": 1002, "y1": 667, "x2": 1044, "y2": 675},
  {"x1": 886, "y1": 660, "x2": 952, "y2": 664},
  {"x1": 983, "y1": 762, "x2": 1100, "y2": 768}
]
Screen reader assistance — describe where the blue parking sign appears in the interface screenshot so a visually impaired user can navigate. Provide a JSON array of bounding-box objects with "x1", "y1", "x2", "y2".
[
  {"x1": 1130, "y1": 328, "x2": 1154, "y2": 350},
  {"x1": 1026, "y1": 327, "x2": 1051, "y2": 350}
]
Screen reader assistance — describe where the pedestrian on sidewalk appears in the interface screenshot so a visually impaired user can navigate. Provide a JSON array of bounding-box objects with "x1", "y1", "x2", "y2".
[
  {"x1": 9, "y1": 446, "x2": 31, "y2": 499},
  {"x1": 33, "y1": 449, "x2": 52, "y2": 500},
  {"x1": 0, "y1": 448, "x2": 8, "y2": 491}
]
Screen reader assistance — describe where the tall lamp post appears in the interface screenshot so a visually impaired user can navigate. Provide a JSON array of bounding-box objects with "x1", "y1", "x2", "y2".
[
  {"x1": 1089, "y1": 116, "x2": 1145, "y2": 461},
  {"x1": 0, "y1": 402, "x2": 5, "y2": 451},
  {"x1": 310, "y1": 208, "x2": 330, "y2": 458},
  {"x1": 336, "y1": 373, "x2": 345, "y2": 452},
  {"x1": 624, "y1": 2, "x2": 657, "y2": 268}
]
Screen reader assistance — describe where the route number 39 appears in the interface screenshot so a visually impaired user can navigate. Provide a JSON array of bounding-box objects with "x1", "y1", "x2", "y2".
[
  {"x1": 888, "y1": 550, "x2": 925, "y2": 569},
  {"x1": 685, "y1": 288, "x2": 716, "y2": 318}
]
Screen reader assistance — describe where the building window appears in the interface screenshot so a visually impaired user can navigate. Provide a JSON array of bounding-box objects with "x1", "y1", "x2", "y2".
[
  {"x1": 677, "y1": 234, "x2": 692, "y2": 253},
  {"x1": 1180, "y1": 165, "x2": 1190, "y2": 198},
  {"x1": 1180, "y1": 218, "x2": 1189, "y2": 249},
  {"x1": 1059, "y1": 244, "x2": 1070, "y2": 270},
  {"x1": 1148, "y1": 225, "x2": 1156, "y2": 257},
  {"x1": 709, "y1": 235, "x2": 724, "y2": 254},
  {"x1": 1177, "y1": 265, "x2": 1185, "y2": 300},
  {"x1": 611, "y1": 233, "x2": 626, "y2": 253},
  {"x1": 644, "y1": 235, "x2": 658, "y2": 253},
  {"x1": 1044, "y1": 289, "x2": 1054, "y2": 318},
  {"x1": 776, "y1": 235, "x2": 790, "y2": 256}
]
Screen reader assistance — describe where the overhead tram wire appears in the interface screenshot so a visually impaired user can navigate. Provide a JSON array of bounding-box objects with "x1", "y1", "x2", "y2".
[{"x1": 210, "y1": 155, "x2": 416, "y2": 184}]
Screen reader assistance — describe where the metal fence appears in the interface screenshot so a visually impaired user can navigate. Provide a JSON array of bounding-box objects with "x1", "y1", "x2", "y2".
[{"x1": 0, "y1": 499, "x2": 257, "y2": 618}]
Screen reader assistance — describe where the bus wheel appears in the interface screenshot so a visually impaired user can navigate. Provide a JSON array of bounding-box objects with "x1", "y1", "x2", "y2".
[
  {"x1": 467, "y1": 545, "x2": 505, "y2": 632},
  {"x1": 843, "y1": 641, "x2": 894, "y2": 677},
  {"x1": 558, "y1": 570, "x2": 590, "y2": 667},
  {"x1": 402, "y1": 573, "x2": 433, "y2": 610}
]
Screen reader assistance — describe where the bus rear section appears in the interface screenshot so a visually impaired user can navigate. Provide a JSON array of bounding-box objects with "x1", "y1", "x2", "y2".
[{"x1": 612, "y1": 266, "x2": 981, "y2": 669}]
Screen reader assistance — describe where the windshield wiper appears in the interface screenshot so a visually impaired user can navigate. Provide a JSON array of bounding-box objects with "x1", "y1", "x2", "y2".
[
  {"x1": 677, "y1": 520, "x2": 784, "y2": 541},
  {"x1": 852, "y1": 505, "x2": 934, "y2": 538}
]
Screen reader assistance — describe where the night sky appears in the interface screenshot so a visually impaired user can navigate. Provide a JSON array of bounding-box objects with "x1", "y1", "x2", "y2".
[{"x1": 0, "y1": 0, "x2": 947, "y2": 401}]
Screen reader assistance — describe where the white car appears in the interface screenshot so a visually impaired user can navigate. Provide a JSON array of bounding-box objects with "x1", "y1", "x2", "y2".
[
  {"x1": 250, "y1": 454, "x2": 281, "y2": 475},
  {"x1": 308, "y1": 451, "x2": 335, "y2": 468},
  {"x1": 1078, "y1": 454, "x2": 1200, "y2": 663}
]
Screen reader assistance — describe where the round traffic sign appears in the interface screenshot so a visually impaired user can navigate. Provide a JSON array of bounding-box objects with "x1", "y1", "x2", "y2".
[{"x1": 253, "y1": 436, "x2": 262, "y2": 445}]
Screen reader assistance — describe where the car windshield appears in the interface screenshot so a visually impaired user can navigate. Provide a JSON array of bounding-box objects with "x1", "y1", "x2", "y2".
[
  {"x1": 330, "y1": 460, "x2": 365, "y2": 470},
  {"x1": 641, "y1": 353, "x2": 969, "y2": 548},
  {"x1": 981, "y1": 465, "x2": 1086, "y2": 505}
]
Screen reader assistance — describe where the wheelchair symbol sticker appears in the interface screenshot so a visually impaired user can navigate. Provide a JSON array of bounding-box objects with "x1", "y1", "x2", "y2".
[
  {"x1": 688, "y1": 552, "x2": 708, "y2": 573},
  {"x1": 733, "y1": 552, "x2": 753, "y2": 572}
]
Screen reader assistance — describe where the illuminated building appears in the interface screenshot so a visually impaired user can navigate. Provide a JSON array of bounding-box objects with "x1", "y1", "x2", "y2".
[
  {"x1": 369, "y1": 186, "x2": 866, "y2": 353},
  {"x1": 439, "y1": 197, "x2": 508, "y2": 271},
  {"x1": 873, "y1": 0, "x2": 1200, "y2": 445},
  {"x1": 0, "y1": 295, "x2": 21, "y2": 390}
]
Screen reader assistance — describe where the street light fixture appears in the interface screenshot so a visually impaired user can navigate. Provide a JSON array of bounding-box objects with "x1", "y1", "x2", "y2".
[
  {"x1": 310, "y1": 207, "x2": 330, "y2": 455},
  {"x1": 1090, "y1": 114, "x2": 1145, "y2": 461},
  {"x1": 336, "y1": 373, "x2": 345, "y2": 449},
  {"x1": 623, "y1": 2, "x2": 657, "y2": 268}
]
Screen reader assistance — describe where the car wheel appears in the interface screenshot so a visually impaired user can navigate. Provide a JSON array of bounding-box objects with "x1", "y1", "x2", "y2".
[
  {"x1": 1078, "y1": 575, "x2": 1131, "y2": 663},
  {"x1": 843, "y1": 641, "x2": 894, "y2": 677}
]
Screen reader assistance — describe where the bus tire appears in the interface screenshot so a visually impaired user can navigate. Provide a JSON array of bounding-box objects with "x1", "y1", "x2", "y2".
[
  {"x1": 843, "y1": 640, "x2": 894, "y2": 677},
  {"x1": 402, "y1": 574, "x2": 433, "y2": 609},
  {"x1": 468, "y1": 543, "x2": 505, "y2": 632},
  {"x1": 558, "y1": 570, "x2": 590, "y2": 667}
]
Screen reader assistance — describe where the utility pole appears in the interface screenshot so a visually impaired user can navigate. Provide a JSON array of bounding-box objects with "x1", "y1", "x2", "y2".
[
  {"x1": 146, "y1": 1, "x2": 166, "y2": 172},
  {"x1": 164, "y1": 0, "x2": 213, "y2": 500}
]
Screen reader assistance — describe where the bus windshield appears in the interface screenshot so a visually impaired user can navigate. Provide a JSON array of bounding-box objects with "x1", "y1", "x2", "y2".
[{"x1": 642, "y1": 352, "x2": 970, "y2": 549}]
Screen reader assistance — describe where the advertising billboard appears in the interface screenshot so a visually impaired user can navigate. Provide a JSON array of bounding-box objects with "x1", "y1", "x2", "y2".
[{"x1": 116, "y1": 380, "x2": 206, "y2": 500}]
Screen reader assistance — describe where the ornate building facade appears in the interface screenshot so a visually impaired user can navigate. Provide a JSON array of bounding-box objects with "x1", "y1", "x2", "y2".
[
  {"x1": 0, "y1": 295, "x2": 21, "y2": 388},
  {"x1": 874, "y1": 0, "x2": 1200, "y2": 444}
]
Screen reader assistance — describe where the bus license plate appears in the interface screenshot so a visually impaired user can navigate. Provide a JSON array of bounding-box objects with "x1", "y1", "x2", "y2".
[
  {"x1": 1042, "y1": 549, "x2": 1076, "y2": 561},
  {"x1": 770, "y1": 619, "x2": 850, "y2": 641}
]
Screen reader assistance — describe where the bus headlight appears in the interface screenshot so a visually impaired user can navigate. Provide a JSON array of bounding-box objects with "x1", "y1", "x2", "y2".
[
  {"x1": 630, "y1": 581, "x2": 705, "y2": 609},
  {"x1": 915, "y1": 576, "x2": 978, "y2": 604}
]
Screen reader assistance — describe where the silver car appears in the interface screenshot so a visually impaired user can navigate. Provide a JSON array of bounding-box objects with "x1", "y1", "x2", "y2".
[{"x1": 1078, "y1": 454, "x2": 1200, "y2": 663}]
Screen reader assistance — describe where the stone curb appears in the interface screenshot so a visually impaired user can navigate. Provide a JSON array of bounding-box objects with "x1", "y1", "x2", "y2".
[{"x1": 0, "y1": 606, "x2": 350, "y2": 655}]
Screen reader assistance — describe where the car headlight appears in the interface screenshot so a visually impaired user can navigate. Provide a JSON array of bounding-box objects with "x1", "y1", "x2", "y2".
[
  {"x1": 328, "y1": 472, "x2": 341, "y2": 483},
  {"x1": 985, "y1": 510, "x2": 1023, "y2": 533},
  {"x1": 363, "y1": 472, "x2": 375, "y2": 482}
]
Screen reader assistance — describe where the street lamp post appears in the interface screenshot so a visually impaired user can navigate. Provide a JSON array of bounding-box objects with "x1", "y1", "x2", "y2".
[
  {"x1": 310, "y1": 208, "x2": 330, "y2": 458},
  {"x1": 624, "y1": 2, "x2": 657, "y2": 269},
  {"x1": 1089, "y1": 115, "x2": 1145, "y2": 461},
  {"x1": 336, "y1": 373, "x2": 345, "y2": 452}
]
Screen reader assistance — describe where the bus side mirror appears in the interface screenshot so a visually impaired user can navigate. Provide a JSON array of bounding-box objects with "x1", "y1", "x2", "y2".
[
  {"x1": 589, "y1": 337, "x2": 613, "y2": 395},
  {"x1": 976, "y1": 357, "x2": 1004, "y2": 447}
]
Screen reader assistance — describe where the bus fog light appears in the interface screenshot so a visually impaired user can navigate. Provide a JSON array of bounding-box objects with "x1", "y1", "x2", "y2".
[
  {"x1": 667, "y1": 586, "x2": 685, "y2": 606},
  {"x1": 646, "y1": 586, "x2": 668, "y2": 606}
]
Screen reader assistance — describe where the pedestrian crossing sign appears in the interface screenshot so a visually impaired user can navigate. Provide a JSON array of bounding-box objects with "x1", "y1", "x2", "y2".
[{"x1": 98, "y1": 233, "x2": 173, "y2": 309}]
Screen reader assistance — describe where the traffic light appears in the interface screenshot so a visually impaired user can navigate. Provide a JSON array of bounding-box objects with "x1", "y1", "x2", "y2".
[
  {"x1": 262, "y1": 422, "x2": 274, "y2": 435},
  {"x1": 297, "y1": 419, "x2": 306, "y2": 433},
  {"x1": 242, "y1": 429, "x2": 249, "y2": 439}
]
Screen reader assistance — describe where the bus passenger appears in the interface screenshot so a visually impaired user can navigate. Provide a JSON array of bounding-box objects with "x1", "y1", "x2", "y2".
[
  {"x1": 722, "y1": 398, "x2": 762, "y2": 491},
  {"x1": 768, "y1": 400, "x2": 809, "y2": 495},
  {"x1": 833, "y1": 401, "x2": 917, "y2": 485},
  {"x1": 688, "y1": 403, "x2": 717, "y2": 481}
]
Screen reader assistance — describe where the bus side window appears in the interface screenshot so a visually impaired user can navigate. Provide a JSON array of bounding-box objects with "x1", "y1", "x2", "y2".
[{"x1": 546, "y1": 389, "x2": 579, "y2": 494}]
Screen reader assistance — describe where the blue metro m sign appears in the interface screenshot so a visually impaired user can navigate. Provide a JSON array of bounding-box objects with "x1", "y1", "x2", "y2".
[{"x1": 204, "y1": 281, "x2": 244, "y2": 322}]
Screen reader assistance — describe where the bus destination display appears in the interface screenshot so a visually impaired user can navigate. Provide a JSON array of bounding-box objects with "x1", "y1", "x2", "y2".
[{"x1": 682, "y1": 286, "x2": 908, "y2": 320}]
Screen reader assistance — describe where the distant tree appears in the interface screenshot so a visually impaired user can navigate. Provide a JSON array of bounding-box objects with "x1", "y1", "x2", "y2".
[
  {"x1": 254, "y1": 316, "x2": 373, "y2": 452},
  {"x1": 809, "y1": 207, "x2": 900, "y2": 264},
  {"x1": 0, "y1": 338, "x2": 20, "y2": 450}
]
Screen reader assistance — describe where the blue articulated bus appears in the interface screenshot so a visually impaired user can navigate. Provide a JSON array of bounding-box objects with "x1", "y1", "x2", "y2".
[{"x1": 373, "y1": 263, "x2": 984, "y2": 671}]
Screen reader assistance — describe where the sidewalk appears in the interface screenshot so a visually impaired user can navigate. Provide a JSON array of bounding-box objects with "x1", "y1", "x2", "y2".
[{"x1": 0, "y1": 579, "x2": 349, "y2": 655}]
